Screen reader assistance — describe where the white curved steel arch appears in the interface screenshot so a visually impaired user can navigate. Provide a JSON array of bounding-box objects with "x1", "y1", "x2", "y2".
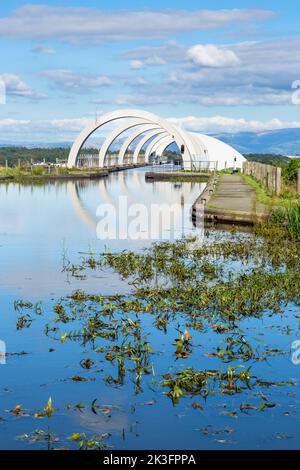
[
  {"x1": 68, "y1": 109, "x2": 197, "y2": 169},
  {"x1": 99, "y1": 119, "x2": 150, "y2": 167},
  {"x1": 155, "y1": 137, "x2": 176, "y2": 157},
  {"x1": 132, "y1": 129, "x2": 167, "y2": 164},
  {"x1": 151, "y1": 136, "x2": 175, "y2": 158},
  {"x1": 118, "y1": 124, "x2": 162, "y2": 165},
  {"x1": 144, "y1": 133, "x2": 170, "y2": 162}
]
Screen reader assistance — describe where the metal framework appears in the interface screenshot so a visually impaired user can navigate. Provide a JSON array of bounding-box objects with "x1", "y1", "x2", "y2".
[{"x1": 68, "y1": 109, "x2": 246, "y2": 170}]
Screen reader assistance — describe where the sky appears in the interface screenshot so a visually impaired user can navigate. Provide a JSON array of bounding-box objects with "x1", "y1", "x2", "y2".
[{"x1": 1, "y1": 1, "x2": 300, "y2": 143}]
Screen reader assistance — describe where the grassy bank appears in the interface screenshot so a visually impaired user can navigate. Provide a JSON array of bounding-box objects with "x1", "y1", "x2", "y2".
[
  {"x1": 240, "y1": 173, "x2": 300, "y2": 238},
  {"x1": 241, "y1": 174, "x2": 299, "y2": 207},
  {"x1": 0, "y1": 166, "x2": 110, "y2": 183}
]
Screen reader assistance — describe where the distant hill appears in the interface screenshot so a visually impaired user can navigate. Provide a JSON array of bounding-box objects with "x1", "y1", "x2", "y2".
[
  {"x1": 1, "y1": 127, "x2": 300, "y2": 160},
  {"x1": 0, "y1": 142, "x2": 71, "y2": 149},
  {"x1": 212, "y1": 128, "x2": 300, "y2": 155}
]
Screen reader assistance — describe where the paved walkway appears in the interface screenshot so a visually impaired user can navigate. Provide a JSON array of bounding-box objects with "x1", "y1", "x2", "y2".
[{"x1": 206, "y1": 174, "x2": 270, "y2": 223}]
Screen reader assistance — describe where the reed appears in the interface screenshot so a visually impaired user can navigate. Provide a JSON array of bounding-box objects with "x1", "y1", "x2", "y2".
[{"x1": 273, "y1": 201, "x2": 300, "y2": 240}]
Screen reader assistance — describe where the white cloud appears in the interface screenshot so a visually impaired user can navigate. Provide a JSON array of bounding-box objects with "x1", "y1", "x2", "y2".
[
  {"x1": 123, "y1": 41, "x2": 185, "y2": 64},
  {"x1": 113, "y1": 94, "x2": 176, "y2": 106},
  {"x1": 124, "y1": 37, "x2": 300, "y2": 106},
  {"x1": 32, "y1": 45, "x2": 56, "y2": 54},
  {"x1": 130, "y1": 60, "x2": 144, "y2": 70},
  {"x1": 40, "y1": 69, "x2": 112, "y2": 91},
  {"x1": 125, "y1": 77, "x2": 149, "y2": 86},
  {"x1": 184, "y1": 90, "x2": 292, "y2": 106},
  {"x1": 0, "y1": 117, "x2": 94, "y2": 143},
  {"x1": 0, "y1": 73, "x2": 41, "y2": 98},
  {"x1": 0, "y1": 6, "x2": 275, "y2": 42},
  {"x1": 187, "y1": 44, "x2": 240, "y2": 67},
  {"x1": 1, "y1": 115, "x2": 300, "y2": 144},
  {"x1": 129, "y1": 55, "x2": 166, "y2": 69},
  {"x1": 48, "y1": 118, "x2": 93, "y2": 132},
  {"x1": 0, "y1": 118, "x2": 30, "y2": 128},
  {"x1": 168, "y1": 116, "x2": 300, "y2": 133}
]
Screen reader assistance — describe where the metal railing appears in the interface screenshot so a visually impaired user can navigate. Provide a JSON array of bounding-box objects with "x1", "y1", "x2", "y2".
[
  {"x1": 148, "y1": 159, "x2": 218, "y2": 173},
  {"x1": 77, "y1": 154, "x2": 218, "y2": 172},
  {"x1": 77, "y1": 154, "x2": 144, "y2": 168},
  {"x1": 77, "y1": 154, "x2": 99, "y2": 168}
]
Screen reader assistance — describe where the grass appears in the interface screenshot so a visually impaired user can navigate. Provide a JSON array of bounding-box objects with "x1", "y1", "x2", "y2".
[
  {"x1": 0, "y1": 165, "x2": 109, "y2": 181},
  {"x1": 286, "y1": 202, "x2": 300, "y2": 239},
  {"x1": 241, "y1": 174, "x2": 299, "y2": 207},
  {"x1": 272, "y1": 201, "x2": 300, "y2": 240},
  {"x1": 149, "y1": 175, "x2": 209, "y2": 183},
  {"x1": 0, "y1": 166, "x2": 30, "y2": 177}
]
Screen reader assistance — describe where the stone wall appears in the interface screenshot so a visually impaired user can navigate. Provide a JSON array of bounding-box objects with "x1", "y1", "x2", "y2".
[{"x1": 243, "y1": 161, "x2": 281, "y2": 195}]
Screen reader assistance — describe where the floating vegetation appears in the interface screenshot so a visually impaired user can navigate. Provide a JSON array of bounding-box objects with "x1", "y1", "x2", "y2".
[
  {"x1": 161, "y1": 366, "x2": 252, "y2": 404},
  {"x1": 6, "y1": 220, "x2": 300, "y2": 449},
  {"x1": 16, "y1": 314, "x2": 33, "y2": 330},
  {"x1": 14, "y1": 300, "x2": 42, "y2": 315},
  {"x1": 69, "y1": 432, "x2": 110, "y2": 450}
]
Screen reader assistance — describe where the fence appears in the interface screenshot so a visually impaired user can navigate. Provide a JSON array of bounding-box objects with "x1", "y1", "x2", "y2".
[
  {"x1": 243, "y1": 161, "x2": 281, "y2": 195},
  {"x1": 77, "y1": 154, "x2": 99, "y2": 168},
  {"x1": 77, "y1": 153, "x2": 145, "y2": 168},
  {"x1": 149, "y1": 160, "x2": 218, "y2": 172}
]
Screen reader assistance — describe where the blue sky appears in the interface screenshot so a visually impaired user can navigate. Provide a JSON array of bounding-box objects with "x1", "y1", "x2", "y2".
[{"x1": 1, "y1": 1, "x2": 300, "y2": 143}]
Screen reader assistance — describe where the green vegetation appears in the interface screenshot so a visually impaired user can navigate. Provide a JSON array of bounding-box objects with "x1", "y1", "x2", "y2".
[
  {"x1": 147, "y1": 174, "x2": 209, "y2": 183},
  {"x1": 244, "y1": 155, "x2": 300, "y2": 195},
  {"x1": 242, "y1": 172, "x2": 300, "y2": 238},
  {"x1": 162, "y1": 366, "x2": 252, "y2": 404},
  {"x1": 244, "y1": 153, "x2": 290, "y2": 165},
  {"x1": 282, "y1": 158, "x2": 300, "y2": 183},
  {"x1": 0, "y1": 165, "x2": 110, "y2": 183},
  {"x1": 242, "y1": 173, "x2": 299, "y2": 207},
  {"x1": 11, "y1": 217, "x2": 300, "y2": 448},
  {"x1": 0, "y1": 146, "x2": 70, "y2": 167},
  {"x1": 272, "y1": 201, "x2": 300, "y2": 240},
  {"x1": 4, "y1": 160, "x2": 299, "y2": 448}
]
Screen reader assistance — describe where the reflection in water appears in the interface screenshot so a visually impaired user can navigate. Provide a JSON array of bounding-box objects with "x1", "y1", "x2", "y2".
[
  {"x1": 0, "y1": 168, "x2": 204, "y2": 297},
  {"x1": 0, "y1": 168, "x2": 299, "y2": 451},
  {"x1": 68, "y1": 168, "x2": 205, "y2": 240}
]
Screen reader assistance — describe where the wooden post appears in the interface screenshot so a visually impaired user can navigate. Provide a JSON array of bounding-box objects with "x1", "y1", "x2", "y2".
[{"x1": 275, "y1": 167, "x2": 281, "y2": 195}]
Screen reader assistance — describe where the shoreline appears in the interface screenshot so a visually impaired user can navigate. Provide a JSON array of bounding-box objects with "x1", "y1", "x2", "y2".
[
  {"x1": 0, "y1": 163, "x2": 149, "y2": 183},
  {"x1": 192, "y1": 173, "x2": 271, "y2": 227}
]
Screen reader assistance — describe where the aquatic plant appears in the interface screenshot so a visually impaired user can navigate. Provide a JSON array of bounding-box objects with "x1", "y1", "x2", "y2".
[
  {"x1": 272, "y1": 202, "x2": 300, "y2": 240},
  {"x1": 161, "y1": 366, "x2": 252, "y2": 404},
  {"x1": 69, "y1": 432, "x2": 110, "y2": 450},
  {"x1": 9, "y1": 221, "x2": 300, "y2": 449}
]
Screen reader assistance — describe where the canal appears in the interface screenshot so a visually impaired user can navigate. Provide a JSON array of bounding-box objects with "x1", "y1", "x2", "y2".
[{"x1": 0, "y1": 167, "x2": 299, "y2": 450}]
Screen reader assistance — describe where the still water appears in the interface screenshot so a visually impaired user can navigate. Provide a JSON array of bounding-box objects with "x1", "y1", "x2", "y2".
[
  {"x1": 0, "y1": 168, "x2": 299, "y2": 450},
  {"x1": 0, "y1": 168, "x2": 204, "y2": 297}
]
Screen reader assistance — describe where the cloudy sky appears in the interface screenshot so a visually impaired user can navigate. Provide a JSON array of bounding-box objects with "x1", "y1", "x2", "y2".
[{"x1": 1, "y1": 0, "x2": 300, "y2": 143}]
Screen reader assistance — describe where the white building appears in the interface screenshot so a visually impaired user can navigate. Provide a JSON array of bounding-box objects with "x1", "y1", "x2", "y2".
[{"x1": 68, "y1": 109, "x2": 245, "y2": 171}]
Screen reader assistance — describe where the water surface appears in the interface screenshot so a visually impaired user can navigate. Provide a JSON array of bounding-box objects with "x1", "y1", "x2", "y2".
[{"x1": 0, "y1": 168, "x2": 299, "y2": 450}]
